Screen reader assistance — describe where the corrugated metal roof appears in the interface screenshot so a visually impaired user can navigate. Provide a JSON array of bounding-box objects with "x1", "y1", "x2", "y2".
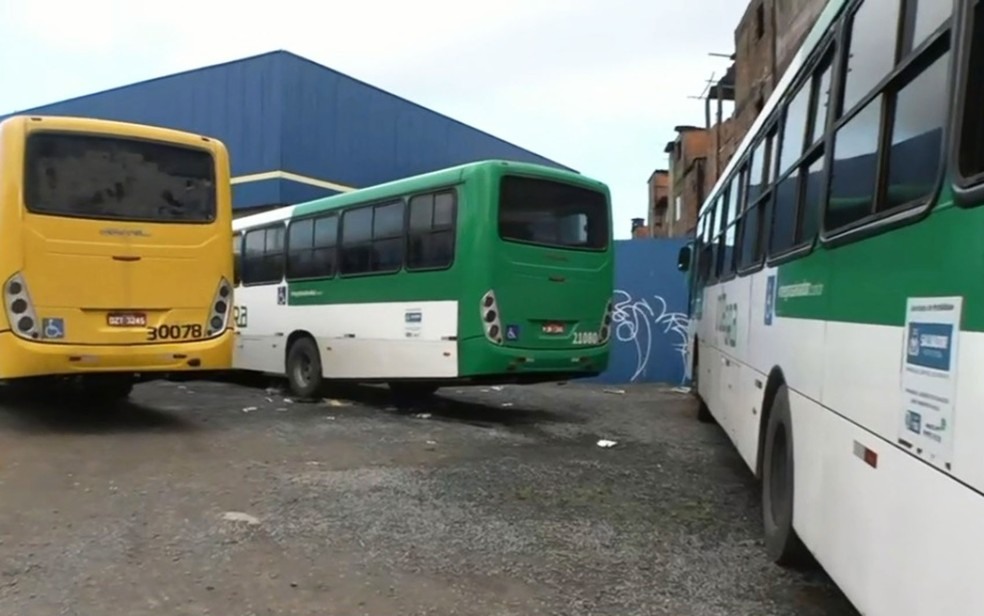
[{"x1": 1, "y1": 50, "x2": 572, "y2": 210}]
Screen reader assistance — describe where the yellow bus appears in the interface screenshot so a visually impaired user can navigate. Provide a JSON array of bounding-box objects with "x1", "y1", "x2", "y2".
[{"x1": 0, "y1": 115, "x2": 234, "y2": 400}]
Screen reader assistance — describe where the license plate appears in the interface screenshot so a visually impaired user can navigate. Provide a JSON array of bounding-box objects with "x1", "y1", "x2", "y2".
[
  {"x1": 542, "y1": 322, "x2": 564, "y2": 334},
  {"x1": 107, "y1": 312, "x2": 147, "y2": 327}
]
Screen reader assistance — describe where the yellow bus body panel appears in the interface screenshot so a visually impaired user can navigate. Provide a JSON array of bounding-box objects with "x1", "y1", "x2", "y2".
[{"x1": 0, "y1": 115, "x2": 234, "y2": 378}]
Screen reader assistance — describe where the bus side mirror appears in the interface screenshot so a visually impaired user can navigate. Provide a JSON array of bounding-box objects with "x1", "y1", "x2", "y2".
[{"x1": 677, "y1": 245, "x2": 692, "y2": 272}]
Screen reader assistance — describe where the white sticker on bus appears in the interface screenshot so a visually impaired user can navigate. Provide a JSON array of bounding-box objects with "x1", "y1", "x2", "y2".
[{"x1": 899, "y1": 296, "x2": 962, "y2": 471}]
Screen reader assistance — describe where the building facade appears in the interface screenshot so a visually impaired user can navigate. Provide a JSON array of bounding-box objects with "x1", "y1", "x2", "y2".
[
  {"x1": 660, "y1": 0, "x2": 828, "y2": 237},
  {"x1": 645, "y1": 169, "x2": 669, "y2": 237},
  {"x1": 1, "y1": 50, "x2": 570, "y2": 215},
  {"x1": 662, "y1": 126, "x2": 713, "y2": 238}
]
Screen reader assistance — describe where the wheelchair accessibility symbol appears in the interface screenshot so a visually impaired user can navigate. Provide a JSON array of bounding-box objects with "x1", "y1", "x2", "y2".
[{"x1": 42, "y1": 317, "x2": 65, "y2": 340}]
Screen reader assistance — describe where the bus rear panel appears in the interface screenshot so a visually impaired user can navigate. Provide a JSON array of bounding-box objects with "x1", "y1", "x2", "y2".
[
  {"x1": 458, "y1": 166, "x2": 614, "y2": 382},
  {"x1": 0, "y1": 115, "x2": 234, "y2": 381}
]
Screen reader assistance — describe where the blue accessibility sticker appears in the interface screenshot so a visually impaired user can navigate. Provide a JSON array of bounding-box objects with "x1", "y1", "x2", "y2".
[
  {"x1": 42, "y1": 317, "x2": 65, "y2": 339},
  {"x1": 505, "y1": 324, "x2": 520, "y2": 341}
]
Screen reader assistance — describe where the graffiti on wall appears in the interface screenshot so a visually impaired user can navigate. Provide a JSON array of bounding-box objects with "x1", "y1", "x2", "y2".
[{"x1": 612, "y1": 289, "x2": 692, "y2": 383}]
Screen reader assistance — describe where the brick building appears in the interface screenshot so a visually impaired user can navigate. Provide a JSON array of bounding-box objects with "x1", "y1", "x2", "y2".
[
  {"x1": 659, "y1": 0, "x2": 827, "y2": 238},
  {"x1": 721, "y1": 0, "x2": 828, "y2": 173},
  {"x1": 645, "y1": 169, "x2": 670, "y2": 237},
  {"x1": 661, "y1": 126, "x2": 714, "y2": 238}
]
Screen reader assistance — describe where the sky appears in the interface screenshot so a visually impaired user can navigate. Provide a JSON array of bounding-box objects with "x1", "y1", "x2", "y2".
[{"x1": 0, "y1": 0, "x2": 747, "y2": 239}]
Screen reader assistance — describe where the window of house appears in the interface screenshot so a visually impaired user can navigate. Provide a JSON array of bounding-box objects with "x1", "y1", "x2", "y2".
[{"x1": 242, "y1": 224, "x2": 285, "y2": 286}]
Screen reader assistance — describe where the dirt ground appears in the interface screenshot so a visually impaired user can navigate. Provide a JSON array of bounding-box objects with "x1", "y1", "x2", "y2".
[{"x1": 0, "y1": 378, "x2": 858, "y2": 616}]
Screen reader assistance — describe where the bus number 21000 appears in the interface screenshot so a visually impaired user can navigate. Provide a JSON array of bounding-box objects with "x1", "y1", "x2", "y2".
[{"x1": 573, "y1": 331, "x2": 601, "y2": 345}]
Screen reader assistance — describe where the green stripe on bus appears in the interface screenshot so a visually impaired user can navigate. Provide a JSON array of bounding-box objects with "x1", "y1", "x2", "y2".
[{"x1": 776, "y1": 192, "x2": 984, "y2": 331}]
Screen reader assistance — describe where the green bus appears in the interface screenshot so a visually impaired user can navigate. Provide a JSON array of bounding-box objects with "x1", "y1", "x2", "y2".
[{"x1": 231, "y1": 160, "x2": 614, "y2": 398}]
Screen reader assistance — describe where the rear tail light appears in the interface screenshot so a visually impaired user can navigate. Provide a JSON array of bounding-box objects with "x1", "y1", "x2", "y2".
[
  {"x1": 4, "y1": 273, "x2": 39, "y2": 340},
  {"x1": 599, "y1": 298, "x2": 613, "y2": 344},
  {"x1": 206, "y1": 277, "x2": 233, "y2": 337},
  {"x1": 481, "y1": 290, "x2": 503, "y2": 345}
]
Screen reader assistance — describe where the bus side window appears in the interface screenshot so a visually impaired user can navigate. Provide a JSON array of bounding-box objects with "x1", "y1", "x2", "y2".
[
  {"x1": 242, "y1": 225, "x2": 285, "y2": 286},
  {"x1": 407, "y1": 190, "x2": 456, "y2": 270},
  {"x1": 233, "y1": 232, "x2": 242, "y2": 286}
]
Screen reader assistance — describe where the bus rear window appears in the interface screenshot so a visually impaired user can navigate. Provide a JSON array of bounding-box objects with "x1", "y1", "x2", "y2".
[
  {"x1": 24, "y1": 132, "x2": 216, "y2": 223},
  {"x1": 498, "y1": 176, "x2": 609, "y2": 250}
]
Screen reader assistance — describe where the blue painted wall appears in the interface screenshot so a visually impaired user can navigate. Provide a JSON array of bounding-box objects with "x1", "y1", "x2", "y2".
[
  {"x1": 278, "y1": 52, "x2": 572, "y2": 189},
  {"x1": 0, "y1": 54, "x2": 284, "y2": 179},
  {"x1": 2, "y1": 50, "x2": 571, "y2": 211},
  {"x1": 591, "y1": 238, "x2": 693, "y2": 386}
]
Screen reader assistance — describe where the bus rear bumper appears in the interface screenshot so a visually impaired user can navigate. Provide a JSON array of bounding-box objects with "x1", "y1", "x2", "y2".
[
  {"x1": 459, "y1": 337, "x2": 610, "y2": 380},
  {"x1": 0, "y1": 329, "x2": 234, "y2": 379}
]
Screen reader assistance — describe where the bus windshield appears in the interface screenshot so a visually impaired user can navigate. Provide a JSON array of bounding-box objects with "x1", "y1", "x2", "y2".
[
  {"x1": 23, "y1": 132, "x2": 216, "y2": 223},
  {"x1": 498, "y1": 175, "x2": 608, "y2": 250}
]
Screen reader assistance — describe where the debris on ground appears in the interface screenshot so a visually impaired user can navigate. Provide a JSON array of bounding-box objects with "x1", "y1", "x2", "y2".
[
  {"x1": 221, "y1": 511, "x2": 260, "y2": 525},
  {"x1": 242, "y1": 406, "x2": 258, "y2": 413},
  {"x1": 323, "y1": 398, "x2": 351, "y2": 407},
  {"x1": 671, "y1": 386, "x2": 692, "y2": 394},
  {"x1": 501, "y1": 402, "x2": 514, "y2": 407},
  {"x1": 490, "y1": 386, "x2": 504, "y2": 392},
  {"x1": 413, "y1": 413, "x2": 432, "y2": 419},
  {"x1": 603, "y1": 388, "x2": 626, "y2": 395},
  {"x1": 596, "y1": 439, "x2": 618, "y2": 448}
]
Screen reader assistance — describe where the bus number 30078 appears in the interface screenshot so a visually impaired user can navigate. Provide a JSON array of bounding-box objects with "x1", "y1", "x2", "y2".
[{"x1": 146, "y1": 324, "x2": 203, "y2": 341}]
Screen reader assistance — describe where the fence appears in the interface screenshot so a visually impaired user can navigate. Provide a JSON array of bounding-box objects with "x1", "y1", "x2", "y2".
[{"x1": 589, "y1": 238, "x2": 692, "y2": 386}]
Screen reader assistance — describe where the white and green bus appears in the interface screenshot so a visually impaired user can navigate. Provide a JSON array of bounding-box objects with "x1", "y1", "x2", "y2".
[
  {"x1": 679, "y1": 0, "x2": 984, "y2": 614},
  {"x1": 231, "y1": 160, "x2": 614, "y2": 399}
]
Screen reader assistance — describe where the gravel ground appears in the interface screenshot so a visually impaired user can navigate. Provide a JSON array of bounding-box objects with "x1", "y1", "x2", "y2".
[{"x1": 0, "y1": 378, "x2": 858, "y2": 616}]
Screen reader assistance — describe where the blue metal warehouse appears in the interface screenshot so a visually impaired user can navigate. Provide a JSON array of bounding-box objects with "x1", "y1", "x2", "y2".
[{"x1": 1, "y1": 50, "x2": 571, "y2": 213}]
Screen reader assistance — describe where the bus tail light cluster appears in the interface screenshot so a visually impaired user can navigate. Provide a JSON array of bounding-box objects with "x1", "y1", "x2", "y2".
[
  {"x1": 4, "y1": 273, "x2": 39, "y2": 339},
  {"x1": 206, "y1": 277, "x2": 233, "y2": 337},
  {"x1": 599, "y1": 298, "x2": 613, "y2": 344},
  {"x1": 481, "y1": 290, "x2": 503, "y2": 345}
]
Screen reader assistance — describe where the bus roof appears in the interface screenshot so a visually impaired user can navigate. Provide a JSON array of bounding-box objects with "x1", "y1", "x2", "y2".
[{"x1": 233, "y1": 159, "x2": 608, "y2": 231}]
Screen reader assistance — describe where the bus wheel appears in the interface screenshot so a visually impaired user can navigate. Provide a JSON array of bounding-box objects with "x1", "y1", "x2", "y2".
[
  {"x1": 286, "y1": 336, "x2": 323, "y2": 399},
  {"x1": 761, "y1": 384, "x2": 808, "y2": 567}
]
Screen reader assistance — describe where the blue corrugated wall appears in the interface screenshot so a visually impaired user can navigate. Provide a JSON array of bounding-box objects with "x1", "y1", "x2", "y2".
[
  {"x1": 0, "y1": 55, "x2": 284, "y2": 179},
  {"x1": 589, "y1": 238, "x2": 693, "y2": 386},
  {"x1": 279, "y1": 52, "x2": 571, "y2": 189},
  {"x1": 1, "y1": 51, "x2": 570, "y2": 211}
]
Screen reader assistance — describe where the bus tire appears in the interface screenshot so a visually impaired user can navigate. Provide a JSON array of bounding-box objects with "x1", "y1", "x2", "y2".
[
  {"x1": 761, "y1": 384, "x2": 808, "y2": 567},
  {"x1": 286, "y1": 336, "x2": 323, "y2": 399}
]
